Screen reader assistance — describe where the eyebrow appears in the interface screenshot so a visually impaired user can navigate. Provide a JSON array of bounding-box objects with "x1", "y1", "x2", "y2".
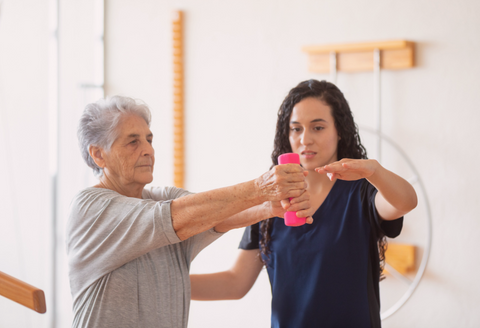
[
  {"x1": 290, "y1": 118, "x2": 327, "y2": 124},
  {"x1": 127, "y1": 133, "x2": 153, "y2": 138}
]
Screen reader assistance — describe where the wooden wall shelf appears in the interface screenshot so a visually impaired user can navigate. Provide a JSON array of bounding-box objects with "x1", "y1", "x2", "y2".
[
  {"x1": 302, "y1": 40, "x2": 415, "y2": 73},
  {"x1": 385, "y1": 243, "x2": 416, "y2": 275}
]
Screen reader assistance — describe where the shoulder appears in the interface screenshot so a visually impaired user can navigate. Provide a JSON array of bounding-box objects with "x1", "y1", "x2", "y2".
[
  {"x1": 68, "y1": 188, "x2": 134, "y2": 224},
  {"x1": 238, "y1": 222, "x2": 260, "y2": 250},
  {"x1": 71, "y1": 187, "x2": 158, "y2": 211},
  {"x1": 68, "y1": 187, "x2": 153, "y2": 230},
  {"x1": 142, "y1": 186, "x2": 193, "y2": 201},
  {"x1": 70, "y1": 187, "x2": 121, "y2": 208}
]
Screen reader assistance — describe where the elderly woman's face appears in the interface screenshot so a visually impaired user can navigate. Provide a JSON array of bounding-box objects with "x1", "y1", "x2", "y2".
[{"x1": 102, "y1": 114, "x2": 155, "y2": 186}]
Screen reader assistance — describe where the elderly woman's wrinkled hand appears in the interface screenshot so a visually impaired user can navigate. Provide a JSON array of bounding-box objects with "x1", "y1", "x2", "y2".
[{"x1": 255, "y1": 164, "x2": 307, "y2": 202}]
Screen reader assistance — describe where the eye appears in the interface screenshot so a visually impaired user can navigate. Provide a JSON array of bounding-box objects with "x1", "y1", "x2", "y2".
[
  {"x1": 314, "y1": 126, "x2": 324, "y2": 131},
  {"x1": 147, "y1": 139, "x2": 153, "y2": 144},
  {"x1": 290, "y1": 127, "x2": 301, "y2": 132},
  {"x1": 130, "y1": 140, "x2": 138, "y2": 144}
]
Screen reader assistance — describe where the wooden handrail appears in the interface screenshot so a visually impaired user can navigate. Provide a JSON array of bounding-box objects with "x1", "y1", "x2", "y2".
[{"x1": 0, "y1": 270, "x2": 46, "y2": 313}]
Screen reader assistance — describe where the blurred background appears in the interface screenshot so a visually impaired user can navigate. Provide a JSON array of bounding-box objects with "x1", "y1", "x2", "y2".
[{"x1": 1, "y1": 0, "x2": 479, "y2": 327}]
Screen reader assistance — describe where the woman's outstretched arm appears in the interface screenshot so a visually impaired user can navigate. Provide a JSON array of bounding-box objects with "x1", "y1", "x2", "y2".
[
  {"x1": 190, "y1": 249, "x2": 264, "y2": 300},
  {"x1": 214, "y1": 190, "x2": 312, "y2": 233},
  {"x1": 316, "y1": 158, "x2": 418, "y2": 220},
  {"x1": 171, "y1": 164, "x2": 307, "y2": 240}
]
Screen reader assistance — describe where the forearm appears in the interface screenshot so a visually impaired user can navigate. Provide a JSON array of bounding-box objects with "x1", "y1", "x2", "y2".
[
  {"x1": 171, "y1": 180, "x2": 263, "y2": 240},
  {"x1": 367, "y1": 164, "x2": 418, "y2": 219},
  {"x1": 190, "y1": 249, "x2": 263, "y2": 300},
  {"x1": 191, "y1": 271, "x2": 245, "y2": 300},
  {"x1": 171, "y1": 164, "x2": 307, "y2": 240},
  {"x1": 214, "y1": 202, "x2": 270, "y2": 233}
]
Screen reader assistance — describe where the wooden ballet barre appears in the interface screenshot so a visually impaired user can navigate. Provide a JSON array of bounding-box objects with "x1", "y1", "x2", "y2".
[{"x1": 0, "y1": 270, "x2": 46, "y2": 313}]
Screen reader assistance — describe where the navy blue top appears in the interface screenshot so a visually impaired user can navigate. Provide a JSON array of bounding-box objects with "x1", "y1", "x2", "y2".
[{"x1": 239, "y1": 179, "x2": 403, "y2": 328}]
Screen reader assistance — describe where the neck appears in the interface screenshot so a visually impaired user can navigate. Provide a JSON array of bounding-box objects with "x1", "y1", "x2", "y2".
[
  {"x1": 95, "y1": 174, "x2": 145, "y2": 199},
  {"x1": 305, "y1": 167, "x2": 336, "y2": 194}
]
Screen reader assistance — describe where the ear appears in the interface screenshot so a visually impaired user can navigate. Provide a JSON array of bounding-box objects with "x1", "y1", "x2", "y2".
[{"x1": 89, "y1": 145, "x2": 106, "y2": 169}]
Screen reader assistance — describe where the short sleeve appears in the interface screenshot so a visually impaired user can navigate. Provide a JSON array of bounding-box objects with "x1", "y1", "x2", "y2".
[
  {"x1": 66, "y1": 188, "x2": 183, "y2": 298},
  {"x1": 143, "y1": 185, "x2": 193, "y2": 201},
  {"x1": 361, "y1": 180, "x2": 403, "y2": 239},
  {"x1": 144, "y1": 186, "x2": 224, "y2": 263},
  {"x1": 238, "y1": 222, "x2": 260, "y2": 250}
]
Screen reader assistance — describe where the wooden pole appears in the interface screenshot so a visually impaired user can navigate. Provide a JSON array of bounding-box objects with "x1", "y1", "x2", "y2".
[
  {"x1": 172, "y1": 10, "x2": 184, "y2": 189},
  {"x1": 0, "y1": 270, "x2": 46, "y2": 313}
]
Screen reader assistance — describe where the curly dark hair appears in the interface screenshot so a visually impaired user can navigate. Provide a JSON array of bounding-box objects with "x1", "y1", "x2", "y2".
[{"x1": 260, "y1": 79, "x2": 387, "y2": 278}]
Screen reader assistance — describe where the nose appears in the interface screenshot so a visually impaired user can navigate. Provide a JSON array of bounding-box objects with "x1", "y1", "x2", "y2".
[
  {"x1": 142, "y1": 140, "x2": 155, "y2": 157},
  {"x1": 300, "y1": 130, "x2": 313, "y2": 145}
]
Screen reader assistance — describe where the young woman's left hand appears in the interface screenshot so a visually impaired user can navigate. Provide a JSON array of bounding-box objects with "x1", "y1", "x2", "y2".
[
  {"x1": 315, "y1": 158, "x2": 379, "y2": 181},
  {"x1": 266, "y1": 189, "x2": 314, "y2": 224}
]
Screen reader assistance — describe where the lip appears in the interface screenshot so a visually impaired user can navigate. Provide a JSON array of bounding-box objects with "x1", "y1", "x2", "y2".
[{"x1": 300, "y1": 150, "x2": 317, "y2": 159}]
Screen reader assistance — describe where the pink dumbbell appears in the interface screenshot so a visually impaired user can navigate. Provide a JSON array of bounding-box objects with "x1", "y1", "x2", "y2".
[{"x1": 278, "y1": 153, "x2": 306, "y2": 227}]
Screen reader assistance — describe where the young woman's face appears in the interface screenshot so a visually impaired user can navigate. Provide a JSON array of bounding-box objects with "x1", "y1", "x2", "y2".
[{"x1": 289, "y1": 97, "x2": 340, "y2": 171}]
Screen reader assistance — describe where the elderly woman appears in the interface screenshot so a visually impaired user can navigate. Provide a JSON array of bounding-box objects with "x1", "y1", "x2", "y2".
[{"x1": 66, "y1": 95, "x2": 310, "y2": 328}]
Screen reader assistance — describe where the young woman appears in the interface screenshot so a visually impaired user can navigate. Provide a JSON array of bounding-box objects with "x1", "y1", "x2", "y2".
[{"x1": 190, "y1": 80, "x2": 417, "y2": 328}]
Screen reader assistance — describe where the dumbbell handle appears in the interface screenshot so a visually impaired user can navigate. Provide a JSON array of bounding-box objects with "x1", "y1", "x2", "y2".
[{"x1": 278, "y1": 153, "x2": 306, "y2": 227}]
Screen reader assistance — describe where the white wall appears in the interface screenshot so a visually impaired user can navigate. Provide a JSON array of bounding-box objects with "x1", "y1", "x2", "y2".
[
  {"x1": 1, "y1": 0, "x2": 480, "y2": 327},
  {"x1": 105, "y1": 1, "x2": 480, "y2": 327},
  {"x1": 0, "y1": 0, "x2": 102, "y2": 327},
  {"x1": 0, "y1": 1, "x2": 51, "y2": 327}
]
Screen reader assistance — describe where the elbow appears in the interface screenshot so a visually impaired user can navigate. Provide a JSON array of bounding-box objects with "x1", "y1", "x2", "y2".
[
  {"x1": 228, "y1": 288, "x2": 249, "y2": 300},
  {"x1": 225, "y1": 273, "x2": 253, "y2": 300},
  {"x1": 398, "y1": 186, "x2": 418, "y2": 214},
  {"x1": 412, "y1": 195, "x2": 418, "y2": 211},
  {"x1": 408, "y1": 189, "x2": 418, "y2": 212},
  {"x1": 399, "y1": 192, "x2": 418, "y2": 216}
]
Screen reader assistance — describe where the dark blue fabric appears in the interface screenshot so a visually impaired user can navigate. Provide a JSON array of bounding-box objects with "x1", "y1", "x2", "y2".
[{"x1": 239, "y1": 179, "x2": 403, "y2": 328}]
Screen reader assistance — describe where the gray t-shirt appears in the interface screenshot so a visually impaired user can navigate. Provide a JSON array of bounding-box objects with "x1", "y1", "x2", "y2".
[{"x1": 66, "y1": 186, "x2": 223, "y2": 328}]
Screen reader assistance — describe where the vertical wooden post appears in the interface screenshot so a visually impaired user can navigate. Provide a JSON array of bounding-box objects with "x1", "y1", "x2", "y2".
[{"x1": 172, "y1": 10, "x2": 184, "y2": 188}]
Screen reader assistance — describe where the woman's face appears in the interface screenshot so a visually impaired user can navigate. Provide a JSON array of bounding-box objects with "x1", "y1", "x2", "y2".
[
  {"x1": 102, "y1": 114, "x2": 155, "y2": 187},
  {"x1": 289, "y1": 97, "x2": 340, "y2": 171}
]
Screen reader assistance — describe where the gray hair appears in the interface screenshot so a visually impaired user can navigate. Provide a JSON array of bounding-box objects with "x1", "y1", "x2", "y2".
[{"x1": 77, "y1": 95, "x2": 152, "y2": 177}]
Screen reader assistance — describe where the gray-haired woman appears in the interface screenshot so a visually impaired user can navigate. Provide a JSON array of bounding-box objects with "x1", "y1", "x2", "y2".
[{"x1": 66, "y1": 95, "x2": 311, "y2": 328}]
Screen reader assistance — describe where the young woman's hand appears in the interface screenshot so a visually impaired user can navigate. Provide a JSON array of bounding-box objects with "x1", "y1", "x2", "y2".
[
  {"x1": 266, "y1": 189, "x2": 314, "y2": 224},
  {"x1": 315, "y1": 158, "x2": 380, "y2": 181}
]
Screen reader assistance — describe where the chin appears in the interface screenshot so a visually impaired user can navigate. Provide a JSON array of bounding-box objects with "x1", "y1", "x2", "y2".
[
  {"x1": 300, "y1": 159, "x2": 318, "y2": 168},
  {"x1": 303, "y1": 161, "x2": 327, "y2": 170},
  {"x1": 138, "y1": 175, "x2": 154, "y2": 185}
]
